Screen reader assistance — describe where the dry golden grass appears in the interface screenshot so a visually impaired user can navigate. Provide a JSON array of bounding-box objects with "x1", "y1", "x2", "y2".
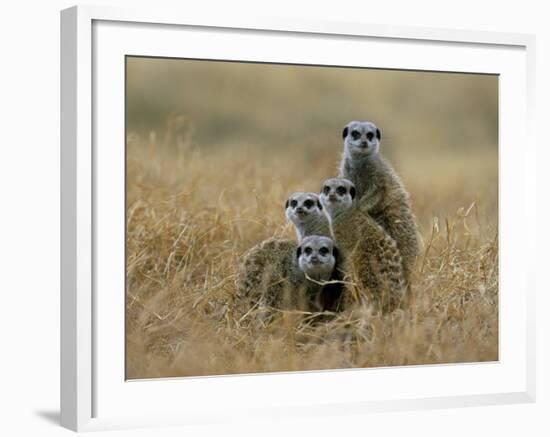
[{"x1": 126, "y1": 127, "x2": 498, "y2": 379}]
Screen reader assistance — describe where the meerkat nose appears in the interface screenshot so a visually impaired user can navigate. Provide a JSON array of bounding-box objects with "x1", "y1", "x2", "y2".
[{"x1": 361, "y1": 141, "x2": 368, "y2": 147}]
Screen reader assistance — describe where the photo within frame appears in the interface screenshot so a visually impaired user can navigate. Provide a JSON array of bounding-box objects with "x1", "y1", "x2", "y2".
[{"x1": 125, "y1": 56, "x2": 498, "y2": 379}]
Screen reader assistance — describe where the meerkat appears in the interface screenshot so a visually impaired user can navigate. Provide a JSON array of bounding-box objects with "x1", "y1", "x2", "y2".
[
  {"x1": 236, "y1": 235, "x2": 344, "y2": 321},
  {"x1": 296, "y1": 235, "x2": 345, "y2": 313},
  {"x1": 319, "y1": 177, "x2": 406, "y2": 312},
  {"x1": 285, "y1": 192, "x2": 331, "y2": 241},
  {"x1": 339, "y1": 121, "x2": 419, "y2": 284}
]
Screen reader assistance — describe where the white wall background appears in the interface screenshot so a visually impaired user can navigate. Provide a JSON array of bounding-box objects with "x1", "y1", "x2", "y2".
[{"x1": 0, "y1": 1, "x2": 546, "y2": 436}]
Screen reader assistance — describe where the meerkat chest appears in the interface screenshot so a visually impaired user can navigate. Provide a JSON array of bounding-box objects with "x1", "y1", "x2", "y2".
[{"x1": 342, "y1": 159, "x2": 372, "y2": 199}]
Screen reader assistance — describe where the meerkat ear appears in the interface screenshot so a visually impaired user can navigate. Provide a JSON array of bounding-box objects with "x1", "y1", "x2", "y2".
[
  {"x1": 285, "y1": 199, "x2": 289, "y2": 209},
  {"x1": 317, "y1": 199, "x2": 323, "y2": 210},
  {"x1": 376, "y1": 128, "x2": 381, "y2": 140},
  {"x1": 349, "y1": 186, "x2": 356, "y2": 199},
  {"x1": 342, "y1": 126, "x2": 349, "y2": 139},
  {"x1": 332, "y1": 246, "x2": 339, "y2": 259},
  {"x1": 296, "y1": 247, "x2": 302, "y2": 259}
]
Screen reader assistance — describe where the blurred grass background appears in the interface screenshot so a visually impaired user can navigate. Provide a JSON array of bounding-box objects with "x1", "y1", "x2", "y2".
[
  {"x1": 126, "y1": 57, "x2": 498, "y2": 378},
  {"x1": 127, "y1": 57, "x2": 498, "y2": 227},
  {"x1": 127, "y1": 57, "x2": 497, "y2": 153}
]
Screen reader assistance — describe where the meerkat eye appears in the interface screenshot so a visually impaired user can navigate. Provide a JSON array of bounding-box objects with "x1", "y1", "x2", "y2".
[
  {"x1": 323, "y1": 186, "x2": 330, "y2": 195},
  {"x1": 303, "y1": 199, "x2": 314, "y2": 209},
  {"x1": 304, "y1": 247, "x2": 313, "y2": 255},
  {"x1": 319, "y1": 247, "x2": 329, "y2": 255},
  {"x1": 336, "y1": 186, "x2": 347, "y2": 196},
  {"x1": 366, "y1": 131, "x2": 374, "y2": 141},
  {"x1": 290, "y1": 200, "x2": 298, "y2": 208},
  {"x1": 351, "y1": 130, "x2": 361, "y2": 140}
]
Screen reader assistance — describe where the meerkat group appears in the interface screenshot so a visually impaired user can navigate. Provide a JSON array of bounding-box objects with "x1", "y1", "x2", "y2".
[{"x1": 236, "y1": 120, "x2": 419, "y2": 322}]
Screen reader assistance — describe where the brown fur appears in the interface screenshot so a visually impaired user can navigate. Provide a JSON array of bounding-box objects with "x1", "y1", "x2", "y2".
[
  {"x1": 341, "y1": 153, "x2": 419, "y2": 284},
  {"x1": 331, "y1": 206, "x2": 406, "y2": 312},
  {"x1": 236, "y1": 238, "x2": 302, "y2": 314}
]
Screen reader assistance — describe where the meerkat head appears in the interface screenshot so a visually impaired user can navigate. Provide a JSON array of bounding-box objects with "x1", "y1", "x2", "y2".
[
  {"x1": 319, "y1": 177, "x2": 356, "y2": 219},
  {"x1": 296, "y1": 235, "x2": 338, "y2": 280},
  {"x1": 342, "y1": 121, "x2": 381, "y2": 157},
  {"x1": 285, "y1": 192, "x2": 324, "y2": 229}
]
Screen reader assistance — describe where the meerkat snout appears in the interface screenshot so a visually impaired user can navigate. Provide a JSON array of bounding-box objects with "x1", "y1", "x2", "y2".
[{"x1": 342, "y1": 121, "x2": 381, "y2": 156}]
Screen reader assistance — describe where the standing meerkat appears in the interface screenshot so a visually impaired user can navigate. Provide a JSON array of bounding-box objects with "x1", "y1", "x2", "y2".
[
  {"x1": 339, "y1": 121, "x2": 419, "y2": 284},
  {"x1": 285, "y1": 192, "x2": 331, "y2": 241},
  {"x1": 319, "y1": 177, "x2": 406, "y2": 312}
]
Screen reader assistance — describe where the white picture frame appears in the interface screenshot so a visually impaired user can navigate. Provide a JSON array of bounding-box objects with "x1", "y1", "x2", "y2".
[{"x1": 60, "y1": 5, "x2": 536, "y2": 432}]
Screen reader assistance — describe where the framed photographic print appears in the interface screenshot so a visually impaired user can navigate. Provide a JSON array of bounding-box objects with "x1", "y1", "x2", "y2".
[{"x1": 60, "y1": 5, "x2": 536, "y2": 432}]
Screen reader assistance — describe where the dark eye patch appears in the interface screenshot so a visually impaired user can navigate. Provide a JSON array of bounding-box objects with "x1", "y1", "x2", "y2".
[
  {"x1": 342, "y1": 126, "x2": 349, "y2": 139},
  {"x1": 304, "y1": 247, "x2": 313, "y2": 255},
  {"x1": 351, "y1": 130, "x2": 361, "y2": 140},
  {"x1": 303, "y1": 199, "x2": 314, "y2": 209},
  {"x1": 366, "y1": 131, "x2": 374, "y2": 141},
  {"x1": 322, "y1": 186, "x2": 330, "y2": 195},
  {"x1": 290, "y1": 199, "x2": 298, "y2": 208},
  {"x1": 336, "y1": 186, "x2": 347, "y2": 196},
  {"x1": 319, "y1": 247, "x2": 329, "y2": 255}
]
